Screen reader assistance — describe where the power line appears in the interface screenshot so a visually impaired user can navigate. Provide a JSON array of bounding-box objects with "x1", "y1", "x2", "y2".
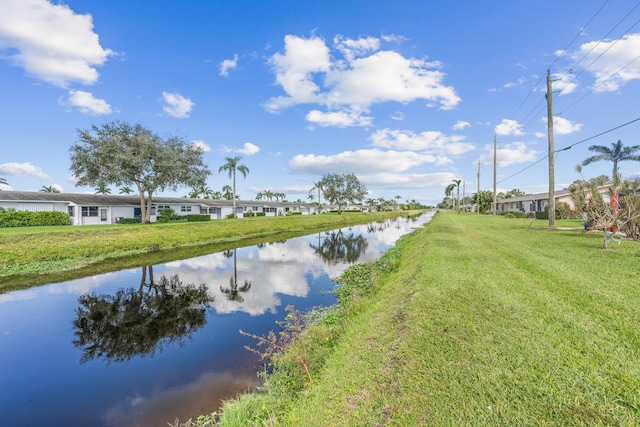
[{"x1": 479, "y1": 117, "x2": 640, "y2": 191}]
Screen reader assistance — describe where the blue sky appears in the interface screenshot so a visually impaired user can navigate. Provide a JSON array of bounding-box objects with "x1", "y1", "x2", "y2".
[{"x1": 1, "y1": 0, "x2": 640, "y2": 205}]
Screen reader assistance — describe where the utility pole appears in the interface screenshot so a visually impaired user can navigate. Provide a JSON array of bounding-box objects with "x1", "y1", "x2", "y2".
[
  {"x1": 462, "y1": 180, "x2": 465, "y2": 212},
  {"x1": 477, "y1": 160, "x2": 481, "y2": 214},
  {"x1": 546, "y1": 69, "x2": 556, "y2": 227},
  {"x1": 493, "y1": 135, "x2": 497, "y2": 216}
]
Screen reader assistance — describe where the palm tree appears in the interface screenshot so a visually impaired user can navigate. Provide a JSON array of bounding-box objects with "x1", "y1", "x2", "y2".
[
  {"x1": 0, "y1": 177, "x2": 8, "y2": 189},
  {"x1": 221, "y1": 185, "x2": 234, "y2": 200},
  {"x1": 95, "y1": 183, "x2": 111, "y2": 195},
  {"x1": 307, "y1": 193, "x2": 315, "y2": 203},
  {"x1": 582, "y1": 140, "x2": 640, "y2": 184},
  {"x1": 219, "y1": 156, "x2": 249, "y2": 218},
  {"x1": 263, "y1": 189, "x2": 274, "y2": 201},
  {"x1": 41, "y1": 185, "x2": 59, "y2": 193},
  {"x1": 310, "y1": 181, "x2": 324, "y2": 206},
  {"x1": 452, "y1": 179, "x2": 461, "y2": 212},
  {"x1": 119, "y1": 186, "x2": 134, "y2": 195},
  {"x1": 445, "y1": 183, "x2": 456, "y2": 210},
  {"x1": 255, "y1": 191, "x2": 264, "y2": 201}
]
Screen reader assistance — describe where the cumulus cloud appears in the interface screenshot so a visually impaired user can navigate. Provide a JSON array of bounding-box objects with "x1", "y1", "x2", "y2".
[
  {"x1": 551, "y1": 72, "x2": 577, "y2": 95},
  {"x1": 0, "y1": 162, "x2": 49, "y2": 179},
  {"x1": 237, "y1": 142, "x2": 260, "y2": 155},
  {"x1": 161, "y1": 92, "x2": 194, "y2": 118},
  {"x1": 359, "y1": 171, "x2": 458, "y2": 189},
  {"x1": 0, "y1": 0, "x2": 114, "y2": 87},
  {"x1": 60, "y1": 90, "x2": 111, "y2": 115},
  {"x1": 573, "y1": 33, "x2": 640, "y2": 92},
  {"x1": 479, "y1": 142, "x2": 539, "y2": 167},
  {"x1": 453, "y1": 120, "x2": 471, "y2": 130},
  {"x1": 219, "y1": 54, "x2": 239, "y2": 77},
  {"x1": 306, "y1": 109, "x2": 373, "y2": 128},
  {"x1": 542, "y1": 116, "x2": 582, "y2": 135},
  {"x1": 265, "y1": 34, "x2": 460, "y2": 127},
  {"x1": 495, "y1": 119, "x2": 524, "y2": 136},
  {"x1": 191, "y1": 140, "x2": 211, "y2": 152},
  {"x1": 289, "y1": 148, "x2": 447, "y2": 175},
  {"x1": 370, "y1": 128, "x2": 475, "y2": 155}
]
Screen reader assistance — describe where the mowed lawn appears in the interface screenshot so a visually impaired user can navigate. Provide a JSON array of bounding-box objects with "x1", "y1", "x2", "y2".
[{"x1": 259, "y1": 211, "x2": 640, "y2": 426}]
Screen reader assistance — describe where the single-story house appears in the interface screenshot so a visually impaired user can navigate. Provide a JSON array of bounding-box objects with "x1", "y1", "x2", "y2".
[{"x1": 0, "y1": 191, "x2": 318, "y2": 225}]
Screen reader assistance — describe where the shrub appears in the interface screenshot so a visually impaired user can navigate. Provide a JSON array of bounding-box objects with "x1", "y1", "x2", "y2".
[
  {"x1": 157, "y1": 207, "x2": 181, "y2": 222},
  {"x1": 503, "y1": 210, "x2": 525, "y2": 218},
  {"x1": 285, "y1": 211, "x2": 302, "y2": 216},
  {"x1": 186, "y1": 214, "x2": 210, "y2": 222},
  {"x1": 119, "y1": 218, "x2": 141, "y2": 224},
  {"x1": 255, "y1": 212, "x2": 266, "y2": 217},
  {"x1": 0, "y1": 209, "x2": 70, "y2": 227}
]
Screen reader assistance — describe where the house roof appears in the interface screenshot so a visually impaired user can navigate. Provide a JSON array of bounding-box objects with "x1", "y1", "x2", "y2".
[{"x1": 496, "y1": 189, "x2": 572, "y2": 204}]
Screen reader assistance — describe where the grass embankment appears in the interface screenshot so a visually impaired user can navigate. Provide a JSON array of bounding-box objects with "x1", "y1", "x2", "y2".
[
  {"x1": 203, "y1": 211, "x2": 640, "y2": 426},
  {"x1": 0, "y1": 211, "x2": 418, "y2": 292}
]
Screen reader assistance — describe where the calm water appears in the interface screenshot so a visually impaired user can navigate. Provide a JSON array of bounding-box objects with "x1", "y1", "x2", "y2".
[{"x1": 0, "y1": 212, "x2": 434, "y2": 426}]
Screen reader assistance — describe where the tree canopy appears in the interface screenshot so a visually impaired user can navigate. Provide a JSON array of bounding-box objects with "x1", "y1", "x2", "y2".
[
  {"x1": 582, "y1": 139, "x2": 640, "y2": 183},
  {"x1": 318, "y1": 173, "x2": 368, "y2": 213},
  {"x1": 70, "y1": 121, "x2": 210, "y2": 223}
]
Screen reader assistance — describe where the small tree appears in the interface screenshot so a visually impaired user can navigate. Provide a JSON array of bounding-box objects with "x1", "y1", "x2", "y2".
[
  {"x1": 318, "y1": 173, "x2": 367, "y2": 214},
  {"x1": 70, "y1": 121, "x2": 210, "y2": 224}
]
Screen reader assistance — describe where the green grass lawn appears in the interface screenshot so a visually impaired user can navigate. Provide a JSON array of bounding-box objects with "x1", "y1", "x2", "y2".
[{"x1": 202, "y1": 211, "x2": 640, "y2": 426}]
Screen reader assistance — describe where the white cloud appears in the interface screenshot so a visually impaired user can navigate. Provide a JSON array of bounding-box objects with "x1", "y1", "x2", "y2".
[
  {"x1": 552, "y1": 72, "x2": 577, "y2": 95},
  {"x1": 359, "y1": 172, "x2": 458, "y2": 189},
  {"x1": 289, "y1": 148, "x2": 446, "y2": 175},
  {"x1": 370, "y1": 128, "x2": 475, "y2": 156},
  {"x1": 574, "y1": 33, "x2": 640, "y2": 92},
  {"x1": 391, "y1": 111, "x2": 404, "y2": 121},
  {"x1": 51, "y1": 183, "x2": 64, "y2": 193},
  {"x1": 191, "y1": 140, "x2": 211, "y2": 152},
  {"x1": 161, "y1": 92, "x2": 194, "y2": 118},
  {"x1": 265, "y1": 35, "x2": 331, "y2": 111},
  {"x1": 0, "y1": 184, "x2": 12, "y2": 191},
  {"x1": 0, "y1": 0, "x2": 114, "y2": 87},
  {"x1": 0, "y1": 162, "x2": 49, "y2": 179},
  {"x1": 542, "y1": 116, "x2": 582, "y2": 135},
  {"x1": 495, "y1": 119, "x2": 524, "y2": 136},
  {"x1": 219, "y1": 54, "x2": 238, "y2": 77},
  {"x1": 479, "y1": 142, "x2": 539, "y2": 167},
  {"x1": 453, "y1": 120, "x2": 471, "y2": 130},
  {"x1": 237, "y1": 142, "x2": 260, "y2": 155},
  {"x1": 265, "y1": 34, "x2": 460, "y2": 127},
  {"x1": 306, "y1": 109, "x2": 373, "y2": 128},
  {"x1": 60, "y1": 90, "x2": 111, "y2": 115}
]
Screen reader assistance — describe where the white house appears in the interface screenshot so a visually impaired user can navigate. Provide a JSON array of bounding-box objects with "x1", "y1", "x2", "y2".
[{"x1": 0, "y1": 191, "x2": 318, "y2": 225}]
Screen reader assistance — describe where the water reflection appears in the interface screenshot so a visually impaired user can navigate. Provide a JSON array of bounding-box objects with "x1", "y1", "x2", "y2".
[
  {"x1": 310, "y1": 229, "x2": 368, "y2": 265},
  {"x1": 72, "y1": 267, "x2": 214, "y2": 363},
  {"x1": 0, "y1": 212, "x2": 435, "y2": 427},
  {"x1": 219, "y1": 250, "x2": 252, "y2": 303}
]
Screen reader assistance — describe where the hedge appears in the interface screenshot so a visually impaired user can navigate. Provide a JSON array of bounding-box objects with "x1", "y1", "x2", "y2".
[
  {"x1": 186, "y1": 214, "x2": 211, "y2": 222},
  {"x1": 0, "y1": 209, "x2": 71, "y2": 227}
]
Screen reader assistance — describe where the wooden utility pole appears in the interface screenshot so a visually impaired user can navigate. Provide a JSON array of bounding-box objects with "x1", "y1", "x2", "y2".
[
  {"x1": 546, "y1": 69, "x2": 556, "y2": 227},
  {"x1": 477, "y1": 160, "x2": 481, "y2": 214},
  {"x1": 493, "y1": 135, "x2": 497, "y2": 216}
]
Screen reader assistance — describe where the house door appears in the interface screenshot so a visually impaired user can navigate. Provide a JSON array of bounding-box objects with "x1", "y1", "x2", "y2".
[{"x1": 100, "y1": 208, "x2": 108, "y2": 222}]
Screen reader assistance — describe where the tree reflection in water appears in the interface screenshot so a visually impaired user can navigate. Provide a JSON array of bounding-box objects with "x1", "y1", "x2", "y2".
[
  {"x1": 72, "y1": 266, "x2": 214, "y2": 363},
  {"x1": 310, "y1": 229, "x2": 369, "y2": 265},
  {"x1": 219, "y1": 249, "x2": 252, "y2": 302}
]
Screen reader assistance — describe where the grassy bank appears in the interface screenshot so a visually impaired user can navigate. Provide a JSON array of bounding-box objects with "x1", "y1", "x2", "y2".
[
  {"x1": 0, "y1": 211, "x2": 419, "y2": 292},
  {"x1": 196, "y1": 210, "x2": 640, "y2": 426}
]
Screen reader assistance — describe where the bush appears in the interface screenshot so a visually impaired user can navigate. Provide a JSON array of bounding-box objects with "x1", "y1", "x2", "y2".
[
  {"x1": 186, "y1": 214, "x2": 210, "y2": 222},
  {"x1": 157, "y1": 207, "x2": 181, "y2": 222},
  {"x1": 119, "y1": 218, "x2": 141, "y2": 224},
  {"x1": 0, "y1": 209, "x2": 70, "y2": 227},
  {"x1": 255, "y1": 212, "x2": 266, "y2": 217},
  {"x1": 502, "y1": 210, "x2": 525, "y2": 218},
  {"x1": 226, "y1": 213, "x2": 236, "y2": 219},
  {"x1": 285, "y1": 211, "x2": 302, "y2": 216}
]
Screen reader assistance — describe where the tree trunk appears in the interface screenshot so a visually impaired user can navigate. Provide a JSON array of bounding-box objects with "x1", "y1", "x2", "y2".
[{"x1": 145, "y1": 193, "x2": 154, "y2": 224}]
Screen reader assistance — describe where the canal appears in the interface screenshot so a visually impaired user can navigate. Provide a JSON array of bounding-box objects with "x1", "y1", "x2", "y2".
[{"x1": 0, "y1": 212, "x2": 434, "y2": 426}]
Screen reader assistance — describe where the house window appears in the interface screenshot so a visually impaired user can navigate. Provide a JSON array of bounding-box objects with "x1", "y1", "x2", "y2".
[
  {"x1": 68, "y1": 206, "x2": 75, "y2": 217},
  {"x1": 181, "y1": 206, "x2": 192, "y2": 212},
  {"x1": 81, "y1": 207, "x2": 98, "y2": 217}
]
